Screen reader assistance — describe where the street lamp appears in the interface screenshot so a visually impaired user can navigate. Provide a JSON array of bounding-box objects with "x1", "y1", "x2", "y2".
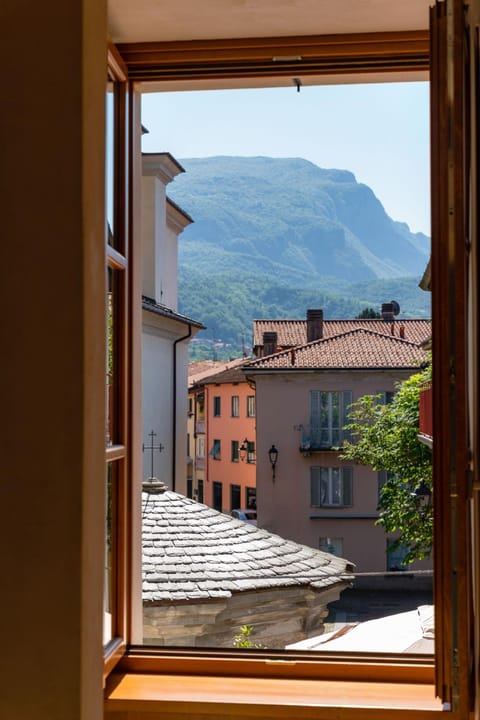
[{"x1": 268, "y1": 444, "x2": 279, "y2": 480}]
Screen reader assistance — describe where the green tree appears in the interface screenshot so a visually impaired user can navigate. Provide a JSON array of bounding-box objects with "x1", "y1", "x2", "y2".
[
  {"x1": 355, "y1": 307, "x2": 381, "y2": 318},
  {"x1": 340, "y1": 363, "x2": 432, "y2": 563}
]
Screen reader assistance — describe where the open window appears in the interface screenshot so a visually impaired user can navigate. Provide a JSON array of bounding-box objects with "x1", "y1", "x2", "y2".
[{"x1": 103, "y1": 1, "x2": 480, "y2": 715}]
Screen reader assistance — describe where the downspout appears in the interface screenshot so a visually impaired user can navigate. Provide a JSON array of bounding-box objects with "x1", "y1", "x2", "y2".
[{"x1": 172, "y1": 324, "x2": 192, "y2": 492}]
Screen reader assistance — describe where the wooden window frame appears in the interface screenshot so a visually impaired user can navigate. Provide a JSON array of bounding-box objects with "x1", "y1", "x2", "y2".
[
  {"x1": 103, "y1": 44, "x2": 136, "y2": 680},
  {"x1": 104, "y1": 4, "x2": 479, "y2": 714}
]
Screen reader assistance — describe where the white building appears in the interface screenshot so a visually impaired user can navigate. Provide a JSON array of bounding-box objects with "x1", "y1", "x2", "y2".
[{"x1": 141, "y1": 153, "x2": 204, "y2": 494}]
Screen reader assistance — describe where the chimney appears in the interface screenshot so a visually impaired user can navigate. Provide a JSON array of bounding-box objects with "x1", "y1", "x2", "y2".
[
  {"x1": 399, "y1": 325, "x2": 405, "y2": 339},
  {"x1": 381, "y1": 302, "x2": 395, "y2": 322},
  {"x1": 290, "y1": 348, "x2": 296, "y2": 366},
  {"x1": 262, "y1": 331, "x2": 278, "y2": 357},
  {"x1": 307, "y1": 309, "x2": 324, "y2": 343}
]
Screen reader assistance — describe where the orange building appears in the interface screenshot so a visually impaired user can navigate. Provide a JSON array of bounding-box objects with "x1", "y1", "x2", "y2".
[{"x1": 189, "y1": 360, "x2": 256, "y2": 513}]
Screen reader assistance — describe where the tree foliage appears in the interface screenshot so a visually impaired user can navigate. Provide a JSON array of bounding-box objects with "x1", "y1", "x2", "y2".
[
  {"x1": 355, "y1": 307, "x2": 381, "y2": 318},
  {"x1": 340, "y1": 363, "x2": 432, "y2": 563}
]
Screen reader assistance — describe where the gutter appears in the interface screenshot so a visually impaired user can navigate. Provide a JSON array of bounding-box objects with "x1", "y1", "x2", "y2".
[{"x1": 172, "y1": 324, "x2": 192, "y2": 492}]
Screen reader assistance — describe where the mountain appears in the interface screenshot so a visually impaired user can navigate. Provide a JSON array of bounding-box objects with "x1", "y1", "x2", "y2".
[{"x1": 167, "y1": 156, "x2": 431, "y2": 357}]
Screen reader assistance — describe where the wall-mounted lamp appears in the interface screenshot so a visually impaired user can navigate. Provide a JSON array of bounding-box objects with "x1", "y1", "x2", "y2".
[
  {"x1": 268, "y1": 444, "x2": 279, "y2": 480},
  {"x1": 412, "y1": 479, "x2": 432, "y2": 521}
]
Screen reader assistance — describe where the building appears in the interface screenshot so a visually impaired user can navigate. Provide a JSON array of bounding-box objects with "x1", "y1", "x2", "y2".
[
  {"x1": 3, "y1": 0, "x2": 479, "y2": 718},
  {"x1": 142, "y1": 484, "x2": 352, "y2": 648},
  {"x1": 245, "y1": 313, "x2": 431, "y2": 574},
  {"x1": 189, "y1": 359, "x2": 257, "y2": 512},
  {"x1": 141, "y1": 153, "x2": 204, "y2": 494}
]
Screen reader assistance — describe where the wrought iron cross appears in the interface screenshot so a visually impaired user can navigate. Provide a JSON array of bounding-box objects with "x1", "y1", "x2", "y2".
[{"x1": 142, "y1": 430, "x2": 164, "y2": 479}]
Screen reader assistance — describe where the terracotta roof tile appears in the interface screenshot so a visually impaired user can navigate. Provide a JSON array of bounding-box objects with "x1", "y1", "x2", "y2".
[
  {"x1": 245, "y1": 328, "x2": 427, "y2": 371},
  {"x1": 142, "y1": 491, "x2": 352, "y2": 603},
  {"x1": 253, "y1": 318, "x2": 431, "y2": 349}
]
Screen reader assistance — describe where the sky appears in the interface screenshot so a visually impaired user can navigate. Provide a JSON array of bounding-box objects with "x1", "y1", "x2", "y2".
[{"x1": 141, "y1": 81, "x2": 430, "y2": 237}]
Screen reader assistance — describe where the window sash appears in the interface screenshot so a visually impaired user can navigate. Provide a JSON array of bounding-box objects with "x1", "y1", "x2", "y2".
[
  {"x1": 310, "y1": 390, "x2": 352, "y2": 448},
  {"x1": 231, "y1": 395, "x2": 240, "y2": 416},
  {"x1": 213, "y1": 396, "x2": 221, "y2": 416},
  {"x1": 311, "y1": 466, "x2": 353, "y2": 507},
  {"x1": 247, "y1": 395, "x2": 256, "y2": 417},
  {"x1": 107, "y1": 7, "x2": 478, "y2": 709}
]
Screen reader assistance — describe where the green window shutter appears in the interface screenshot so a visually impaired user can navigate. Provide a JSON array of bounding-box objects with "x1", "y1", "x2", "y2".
[
  {"x1": 341, "y1": 390, "x2": 353, "y2": 443},
  {"x1": 310, "y1": 391, "x2": 321, "y2": 447},
  {"x1": 342, "y1": 467, "x2": 353, "y2": 506},
  {"x1": 310, "y1": 466, "x2": 321, "y2": 506}
]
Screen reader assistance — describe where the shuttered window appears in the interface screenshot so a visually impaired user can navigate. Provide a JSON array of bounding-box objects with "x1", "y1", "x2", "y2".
[
  {"x1": 310, "y1": 390, "x2": 353, "y2": 448},
  {"x1": 311, "y1": 466, "x2": 353, "y2": 507}
]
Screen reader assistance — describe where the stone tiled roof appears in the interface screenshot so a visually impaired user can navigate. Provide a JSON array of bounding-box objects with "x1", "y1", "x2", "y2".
[
  {"x1": 142, "y1": 491, "x2": 353, "y2": 603},
  {"x1": 245, "y1": 329, "x2": 427, "y2": 371},
  {"x1": 253, "y1": 318, "x2": 431, "y2": 349}
]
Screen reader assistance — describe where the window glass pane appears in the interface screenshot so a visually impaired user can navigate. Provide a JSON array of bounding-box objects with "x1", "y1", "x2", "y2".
[
  {"x1": 230, "y1": 484, "x2": 241, "y2": 510},
  {"x1": 106, "y1": 268, "x2": 115, "y2": 446},
  {"x1": 106, "y1": 81, "x2": 115, "y2": 246},
  {"x1": 246, "y1": 487, "x2": 256, "y2": 509},
  {"x1": 231, "y1": 395, "x2": 239, "y2": 417},
  {"x1": 104, "y1": 462, "x2": 114, "y2": 645}
]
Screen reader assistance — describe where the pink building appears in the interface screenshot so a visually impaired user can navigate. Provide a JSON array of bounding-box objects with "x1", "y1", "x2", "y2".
[
  {"x1": 189, "y1": 360, "x2": 256, "y2": 513},
  {"x1": 245, "y1": 310, "x2": 432, "y2": 575}
]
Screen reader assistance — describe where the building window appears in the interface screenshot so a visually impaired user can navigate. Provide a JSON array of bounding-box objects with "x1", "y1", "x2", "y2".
[
  {"x1": 319, "y1": 537, "x2": 344, "y2": 557},
  {"x1": 187, "y1": 479, "x2": 193, "y2": 498},
  {"x1": 212, "y1": 481, "x2": 222, "y2": 512},
  {"x1": 213, "y1": 396, "x2": 221, "y2": 417},
  {"x1": 230, "y1": 484, "x2": 241, "y2": 510},
  {"x1": 210, "y1": 439, "x2": 221, "y2": 460},
  {"x1": 231, "y1": 440, "x2": 239, "y2": 462},
  {"x1": 197, "y1": 437, "x2": 205, "y2": 457},
  {"x1": 246, "y1": 487, "x2": 256, "y2": 509},
  {"x1": 310, "y1": 390, "x2": 352, "y2": 448},
  {"x1": 231, "y1": 395, "x2": 239, "y2": 417},
  {"x1": 386, "y1": 539, "x2": 409, "y2": 571},
  {"x1": 247, "y1": 395, "x2": 255, "y2": 417},
  {"x1": 310, "y1": 466, "x2": 353, "y2": 507},
  {"x1": 246, "y1": 440, "x2": 255, "y2": 464},
  {"x1": 197, "y1": 479, "x2": 204, "y2": 504},
  {"x1": 377, "y1": 390, "x2": 395, "y2": 405}
]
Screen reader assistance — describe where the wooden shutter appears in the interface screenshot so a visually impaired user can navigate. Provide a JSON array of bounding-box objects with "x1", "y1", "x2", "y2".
[{"x1": 430, "y1": 0, "x2": 475, "y2": 710}]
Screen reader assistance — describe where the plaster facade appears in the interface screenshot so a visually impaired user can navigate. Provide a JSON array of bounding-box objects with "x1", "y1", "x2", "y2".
[
  {"x1": 141, "y1": 154, "x2": 203, "y2": 493},
  {"x1": 250, "y1": 370, "x2": 432, "y2": 574}
]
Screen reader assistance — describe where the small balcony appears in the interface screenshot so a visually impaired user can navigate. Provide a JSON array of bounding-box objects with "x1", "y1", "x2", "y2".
[
  {"x1": 195, "y1": 456, "x2": 205, "y2": 471},
  {"x1": 195, "y1": 419, "x2": 205, "y2": 434},
  {"x1": 418, "y1": 381, "x2": 433, "y2": 446},
  {"x1": 298, "y1": 425, "x2": 342, "y2": 454}
]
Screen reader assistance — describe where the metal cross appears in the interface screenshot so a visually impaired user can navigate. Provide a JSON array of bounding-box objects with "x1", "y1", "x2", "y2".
[{"x1": 142, "y1": 430, "x2": 164, "y2": 479}]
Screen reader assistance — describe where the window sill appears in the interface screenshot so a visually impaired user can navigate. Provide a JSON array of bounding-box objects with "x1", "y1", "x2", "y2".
[{"x1": 104, "y1": 670, "x2": 445, "y2": 718}]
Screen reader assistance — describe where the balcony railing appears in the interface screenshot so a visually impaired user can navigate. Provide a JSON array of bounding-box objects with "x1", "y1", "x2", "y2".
[
  {"x1": 195, "y1": 419, "x2": 205, "y2": 434},
  {"x1": 419, "y1": 381, "x2": 433, "y2": 439},
  {"x1": 195, "y1": 456, "x2": 205, "y2": 471},
  {"x1": 298, "y1": 424, "x2": 343, "y2": 453}
]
